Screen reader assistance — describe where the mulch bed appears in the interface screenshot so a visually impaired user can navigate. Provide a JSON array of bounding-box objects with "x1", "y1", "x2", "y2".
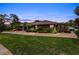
[{"x1": 76, "y1": 34, "x2": 79, "y2": 38}]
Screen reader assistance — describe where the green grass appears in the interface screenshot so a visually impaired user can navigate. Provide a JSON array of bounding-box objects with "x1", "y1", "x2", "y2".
[{"x1": 0, "y1": 33, "x2": 79, "y2": 55}]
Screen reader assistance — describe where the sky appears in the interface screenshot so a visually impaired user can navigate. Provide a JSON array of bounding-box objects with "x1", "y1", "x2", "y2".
[{"x1": 0, "y1": 3, "x2": 79, "y2": 22}]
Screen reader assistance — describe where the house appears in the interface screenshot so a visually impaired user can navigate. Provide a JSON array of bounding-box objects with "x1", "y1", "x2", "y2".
[
  {"x1": 30, "y1": 20, "x2": 57, "y2": 30},
  {"x1": 25, "y1": 20, "x2": 69, "y2": 33},
  {"x1": 25, "y1": 20, "x2": 59, "y2": 32}
]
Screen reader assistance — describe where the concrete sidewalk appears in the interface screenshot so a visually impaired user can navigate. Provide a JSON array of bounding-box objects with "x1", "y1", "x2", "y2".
[
  {"x1": 0, "y1": 44, "x2": 12, "y2": 55},
  {"x1": 2, "y1": 31, "x2": 78, "y2": 39}
]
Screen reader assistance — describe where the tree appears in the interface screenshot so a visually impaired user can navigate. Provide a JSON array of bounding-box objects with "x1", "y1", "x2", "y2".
[
  {"x1": 74, "y1": 7, "x2": 79, "y2": 16},
  {"x1": 74, "y1": 7, "x2": 79, "y2": 27},
  {"x1": 10, "y1": 14, "x2": 20, "y2": 31},
  {"x1": 53, "y1": 27, "x2": 57, "y2": 33},
  {"x1": 0, "y1": 14, "x2": 7, "y2": 32},
  {"x1": 68, "y1": 20, "x2": 74, "y2": 26},
  {"x1": 74, "y1": 18, "x2": 79, "y2": 26},
  {"x1": 10, "y1": 14, "x2": 19, "y2": 23}
]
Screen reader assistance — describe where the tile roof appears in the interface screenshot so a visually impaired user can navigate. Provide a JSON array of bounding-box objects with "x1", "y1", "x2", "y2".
[{"x1": 31, "y1": 20, "x2": 57, "y2": 25}]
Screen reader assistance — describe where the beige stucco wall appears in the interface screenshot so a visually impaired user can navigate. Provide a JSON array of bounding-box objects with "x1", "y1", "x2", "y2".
[{"x1": 50, "y1": 25, "x2": 54, "y2": 28}]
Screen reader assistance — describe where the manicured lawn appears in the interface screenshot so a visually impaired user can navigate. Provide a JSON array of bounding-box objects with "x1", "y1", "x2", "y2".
[{"x1": 0, "y1": 33, "x2": 79, "y2": 55}]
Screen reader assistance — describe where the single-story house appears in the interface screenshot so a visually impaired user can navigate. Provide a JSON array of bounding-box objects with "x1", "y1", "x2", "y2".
[
  {"x1": 30, "y1": 20, "x2": 57, "y2": 29},
  {"x1": 26, "y1": 20, "x2": 68, "y2": 32}
]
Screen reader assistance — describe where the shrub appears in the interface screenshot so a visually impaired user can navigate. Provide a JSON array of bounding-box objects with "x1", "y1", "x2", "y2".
[
  {"x1": 27, "y1": 30, "x2": 37, "y2": 32},
  {"x1": 11, "y1": 22, "x2": 20, "y2": 31},
  {"x1": 53, "y1": 27, "x2": 57, "y2": 33},
  {"x1": 37, "y1": 27, "x2": 43, "y2": 32},
  {"x1": 75, "y1": 29, "x2": 79, "y2": 34},
  {"x1": 50, "y1": 28, "x2": 53, "y2": 33},
  {"x1": 26, "y1": 29, "x2": 37, "y2": 32},
  {"x1": 37, "y1": 27, "x2": 50, "y2": 33},
  {"x1": 4, "y1": 26, "x2": 12, "y2": 31},
  {"x1": 0, "y1": 23, "x2": 5, "y2": 32}
]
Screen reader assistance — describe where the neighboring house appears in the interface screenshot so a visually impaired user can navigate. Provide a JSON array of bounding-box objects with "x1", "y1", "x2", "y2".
[
  {"x1": 4, "y1": 18, "x2": 12, "y2": 24},
  {"x1": 4, "y1": 18, "x2": 12, "y2": 27}
]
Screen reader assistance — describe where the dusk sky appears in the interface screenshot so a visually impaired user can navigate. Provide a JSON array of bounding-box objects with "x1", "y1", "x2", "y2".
[{"x1": 0, "y1": 3, "x2": 79, "y2": 22}]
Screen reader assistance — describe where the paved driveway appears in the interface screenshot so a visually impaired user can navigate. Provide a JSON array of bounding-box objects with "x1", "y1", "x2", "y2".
[{"x1": 2, "y1": 31, "x2": 78, "y2": 39}]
